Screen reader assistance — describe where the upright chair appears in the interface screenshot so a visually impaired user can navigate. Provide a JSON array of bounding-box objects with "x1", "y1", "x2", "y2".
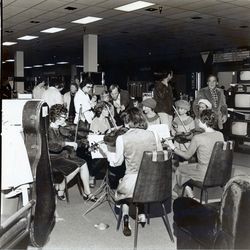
[
  {"x1": 182, "y1": 141, "x2": 234, "y2": 203},
  {"x1": 117, "y1": 151, "x2": 174, "y2": 250},
  {"x1": 173, "y1": 175, "x2": 250, "y2": 249}
]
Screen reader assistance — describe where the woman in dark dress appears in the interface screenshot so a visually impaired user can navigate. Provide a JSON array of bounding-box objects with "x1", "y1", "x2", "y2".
[{"x1": 48, "y1": 104, "x2": 96, "y2": 201}]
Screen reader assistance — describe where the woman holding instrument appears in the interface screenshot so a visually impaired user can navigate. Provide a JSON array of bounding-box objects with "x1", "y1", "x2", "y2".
[
  {"x1": 99, "y1": 108, "x2": 162, "y2": 237},
  {"x1": 48, "y1": 104, "x2": 97, "y2": 202},
  {"x1": 165, "y1": 109, "x2": 224, "y2": 198}
]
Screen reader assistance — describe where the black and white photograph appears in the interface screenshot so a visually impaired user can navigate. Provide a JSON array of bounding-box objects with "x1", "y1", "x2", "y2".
[{"x1": 1, "y1": 0, "x2": 250, "y2": 249}]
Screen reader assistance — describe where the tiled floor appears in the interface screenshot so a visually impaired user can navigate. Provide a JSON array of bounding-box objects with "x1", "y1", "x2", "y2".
[{"x1": 41, "y1": 152, "x2": 250, "y2": 250}]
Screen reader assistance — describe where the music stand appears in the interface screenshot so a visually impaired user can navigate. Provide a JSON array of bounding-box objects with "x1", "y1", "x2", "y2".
[{"x1": 83, "y1": 168, "x2": 117, "y2": 218}]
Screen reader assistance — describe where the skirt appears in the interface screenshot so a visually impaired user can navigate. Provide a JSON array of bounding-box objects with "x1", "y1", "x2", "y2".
[{"x1": 115, "y1": 173, "x2": 138, "y2": 201}]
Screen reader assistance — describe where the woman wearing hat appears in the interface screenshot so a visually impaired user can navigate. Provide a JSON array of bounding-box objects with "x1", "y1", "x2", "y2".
[
  {"x1": 172, "y1": 99, "x2": 195, "y2": 151},
  {"x1": 142, "y1": 98, "x2": 161, "y2": 126}
]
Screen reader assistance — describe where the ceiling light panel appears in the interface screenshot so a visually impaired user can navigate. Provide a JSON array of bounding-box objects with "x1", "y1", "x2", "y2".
[
  {"x1": 41, "y1": 27, "x2": 66, "y2": 33},
  {"x1": 3, "y1": 42, "x2": 17, "y2": 46},
  {"x1": 72, "y1": 16, "x2": 103, "y2": 24},
  {"x1": 57, "y1": 61, "x2": 69, "y2": 64},
  {"x1": 114, "y1": 1, "x2": 155, "y2": 12},
  {"x1": 17, "y1": 35, "x2": 38, "y2": 40}
]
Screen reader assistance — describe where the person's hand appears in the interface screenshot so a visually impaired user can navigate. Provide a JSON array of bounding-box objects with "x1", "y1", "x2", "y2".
[
  {"x1": 120, "y1": 105, "x2": 125, "y2": 111},
  {"x1": 222, "y1": 115, "x2": 227, "y2": 123},
  {"x1": 65, "y1": 142, "x2": 78, "y2": 150},
  {"x1": 164, "y1": 139, "x2": 175, "y2": 150},
  {"x1": 98, "y1": 143, "x2": 108, "y2": 155}
]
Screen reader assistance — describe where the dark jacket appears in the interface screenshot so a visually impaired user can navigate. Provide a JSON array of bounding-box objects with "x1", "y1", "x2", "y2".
[{"x1": 154, "y1": 81, "x2": 173, "y2": 115}]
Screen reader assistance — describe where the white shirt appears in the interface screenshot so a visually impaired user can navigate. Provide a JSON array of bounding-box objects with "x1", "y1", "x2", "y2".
[
  {"x1": 32, "y1": 85, "x2": 46, "y2": 99},
  {"x1": 113, "y1": 94, "x2": 121, "y2": 113},
  {"x1": 102, "y1": 135, "x2": 124, "y2": 167},
  {"x1": 74, "y1": 89, "x2": 94, "y2": 124},
  {"x1": 41, "y1": 87, "x2": 63, "y2": 108}
]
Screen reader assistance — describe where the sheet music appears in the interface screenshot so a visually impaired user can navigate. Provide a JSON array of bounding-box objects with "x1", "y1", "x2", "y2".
[
  {"x1": 88, "y1": 134, "x2": 107, "y2": 159},
  {"x1": 147, "y1": 124, "x2": 170, "y2": 141}
]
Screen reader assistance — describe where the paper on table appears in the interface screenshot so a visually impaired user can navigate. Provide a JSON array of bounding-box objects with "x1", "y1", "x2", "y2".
[
  {"x1": 88, "y1": 134, "x2": 107, "y2": 159},
  {"x1": 147, "y1": 124, "x2": 170, "y2": 141}
]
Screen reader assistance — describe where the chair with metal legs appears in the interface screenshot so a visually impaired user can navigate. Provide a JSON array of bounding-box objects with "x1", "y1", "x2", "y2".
[
  {"x1": 116, "y1": 150, "x2": 174, "y2": 250},
  {"x1": 181, "y1": 141, "x2": 234, "y2": 204}
]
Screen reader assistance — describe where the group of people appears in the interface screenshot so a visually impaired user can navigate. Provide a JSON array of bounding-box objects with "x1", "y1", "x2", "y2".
[{"x1": 31, "y1": 72, "x2": 227, "y2": 237}]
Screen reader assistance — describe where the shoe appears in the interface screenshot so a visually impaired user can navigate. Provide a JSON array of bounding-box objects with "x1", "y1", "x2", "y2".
[
  {"x1": 138, "y1": 214, "x2": 146, "y2": 228},
  {"x1": 83, "y1": 193, "x2": 98, "y2": 202},
  {"x1": 89, "y1": 177, "x2": 96, "y2": 188},
  {"x1": 184, "y1": 186, "x2": 194, "y2": 198},
  {"x1": 123, "y1": 215, "x2": 131, "y2": 236},
  {"x1": 57, "y1": 190, "x2": 66, "y2": 201}
]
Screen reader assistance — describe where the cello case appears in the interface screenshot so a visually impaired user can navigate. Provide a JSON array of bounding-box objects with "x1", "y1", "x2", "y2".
[{"x1": 22, "y1": 100, "x2": 55, "y2": 247}]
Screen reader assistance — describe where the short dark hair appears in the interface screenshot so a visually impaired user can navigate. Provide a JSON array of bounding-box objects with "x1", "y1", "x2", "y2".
[
  {"x1": 49, "y1": 104, "x2": 67, "y2": 122},
  {"x1": 80, "y1": 77, "x2": 94, "y2": 89},
  {"x1": 70, "y1": 82, "x2": 78, "y2": 90},
  {"x1": 199, "y1": 109, "x2": 218, "y2": 128},
  {"x1": 207, "y1": 74, "x2": 218, "y2": 82},
  {"x1": 109, "y1": 84, "x2": 120, "y2": 93},
  {"x1": 154, "y1": 70, "x2": 173, "y2": 81},
  {"x1": 121, "y1": 107, "x2": 147, "y2": 129}
]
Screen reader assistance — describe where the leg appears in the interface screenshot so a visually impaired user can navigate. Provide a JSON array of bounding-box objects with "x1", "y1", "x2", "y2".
[
  {"x1": 122, "y1": 204, "x2": 131, "y2": 237},
  {"x1": 134, "y1": 205, "x2": 139, "y2": 250},
  {"x1": 116, "y1": 203, "x2": 123, "y2": 231},
  {"x1": 161, "y1": 202, "x2": 174, "y2": 243},
  {"x1": 79, "y1": 163, "x2": 91, "y2": 195}
]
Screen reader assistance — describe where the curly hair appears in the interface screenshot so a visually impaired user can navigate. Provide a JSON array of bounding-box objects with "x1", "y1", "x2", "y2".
[
  {"x1": 199, "y1": 109, "x2": 218, "y2": 128},
  {"x1": 121, "y1": 107, "x2": 148, "y2": 129},
  {"x1": 49, "y1": 104, "x2": 67, "y2": 122},
  {"x1": 93, "y1": 101, "x2": 108, "y2": 118}
]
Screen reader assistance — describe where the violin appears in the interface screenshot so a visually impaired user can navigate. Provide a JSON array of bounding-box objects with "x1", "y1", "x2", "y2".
[{"x1": 174, "y1": 132, "x2": 193, "y2": 144}]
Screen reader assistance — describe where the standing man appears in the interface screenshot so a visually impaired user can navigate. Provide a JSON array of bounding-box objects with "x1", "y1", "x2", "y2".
[
  {"x1": 63, "y1": 82, "x2": 78, "y2": 124},
  {"x1": 193, "y1": 74, "x2": 228, "y2": 129},
  {"x1": 41, "y1": 81, "x2": 64, "y2": 108},
  {"x1": 154, "y1": 71, "x2": 174, "y2": 128},
  {"x1": 32, "y1": 77, "x2": 46, "y2": 99},
  {"x1": 109, "y1": 84, "x2": 131, "y2": 125},
  {"x1": 74, "y1": 78, "x2": 94, "y2": 125}
]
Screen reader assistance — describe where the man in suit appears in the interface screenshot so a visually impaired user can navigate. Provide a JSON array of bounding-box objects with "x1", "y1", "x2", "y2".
[
  {"x1": 193, "y1": 74, "x2": 228, "y2": 129},
  {"x1": 109, "y1": 84, "x2": 131, "y2": 125}
]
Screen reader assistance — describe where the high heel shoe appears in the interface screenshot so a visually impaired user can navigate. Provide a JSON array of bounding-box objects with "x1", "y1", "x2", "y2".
[
  {"x1": 83, "y1": 193, "x2": 98, "y2": 202},
  {"x1": 57, "y1": 190, "x2": 66, "y2": 201},
  {"x1": 138, "y1": 214, "x2": 146, "y2": 228},
  {"x1": 123, "y1": 215, "x2": 131, "y2": 236}
]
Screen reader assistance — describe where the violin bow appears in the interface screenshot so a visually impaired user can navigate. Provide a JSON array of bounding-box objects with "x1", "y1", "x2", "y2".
[
  {"x1": 74, "y1": 104, "x2": 82, "y2": 143},
  {"x1": 172, "y1": 105, "x2": 188, "y2": 133}
]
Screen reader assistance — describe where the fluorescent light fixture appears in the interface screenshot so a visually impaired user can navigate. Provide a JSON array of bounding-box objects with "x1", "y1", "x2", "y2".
[
  {"x1": 41, "y1": 27, "x2": 66, "y2": 33},
  {"x1": 44, "y1": 63, "x2": 55, "y2": 66},
  {"x1": 72, "y1": 16, "x2": 103, "y2": 24},
  {"x1": 3, "y1": 42, "x2": 17, "y2": 46},
  {"x1": 76, "y1": 65, "x2": 84, "y2": 68},
  {"x1": 24, "y1": 66, "x2": 32, "y2": 69},
  {"x1": 6, "y1": 59, "x2": 15, "y2": 62},
  {"x1": 114, "y1": 1, "x2": 155, "y2": 12},
  {"x1": 57, "y1": 61, "x2": 69, "y2": 64},
  {"x1": 18, "y1": 35, "x2": 38, "y2": 40},
  {"x1": 33, "y1": 65, "x2": 43, "y2": 68},
  {"x1": 2, "y1": 61, "x2": 6, "y2": 64}
]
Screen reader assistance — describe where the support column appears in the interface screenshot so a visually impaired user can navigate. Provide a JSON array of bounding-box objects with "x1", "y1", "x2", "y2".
[
  {"x1": 83, "y1": 34, "x2": 98, "y2": 73},
  {"x1": 14, "y1": 51, "x2": 24, "y2": 93},
  {"x1": 71, "y1": 64, "x2": 77, "y2": 82}
]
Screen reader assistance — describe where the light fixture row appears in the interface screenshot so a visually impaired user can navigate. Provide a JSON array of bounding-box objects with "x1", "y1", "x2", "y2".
[{"x1": 3, "y1": 1, "x2": 155, "y2": 46}]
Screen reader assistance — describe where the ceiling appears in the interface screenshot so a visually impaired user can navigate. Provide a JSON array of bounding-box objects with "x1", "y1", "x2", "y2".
[{"x1": 3, "y1": 0, "x2": 250, "y2": 66}]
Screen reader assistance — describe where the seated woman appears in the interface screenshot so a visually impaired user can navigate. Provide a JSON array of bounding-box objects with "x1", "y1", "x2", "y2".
[
  {"x1": 194, "y1": 99, "x2": 212, "y2": 131},
  {"x1": 99, "y1": 107, "x2": 162, "y2": 237},
  {"x1": 166, "y1": 109, "x2": 224, "y2": 198},
  {"x1": 100, "y1": 90, "x2": 115, "y2": 117},
  {"x1": 142, "y1": 98, "x2": 161, "y2": 126},
  {"x1": 90, "y1": 102, "x2": 113, "y2": 134},
  {"x1": 48, "y1": 104, "x2": 97, "y2": 202}
]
